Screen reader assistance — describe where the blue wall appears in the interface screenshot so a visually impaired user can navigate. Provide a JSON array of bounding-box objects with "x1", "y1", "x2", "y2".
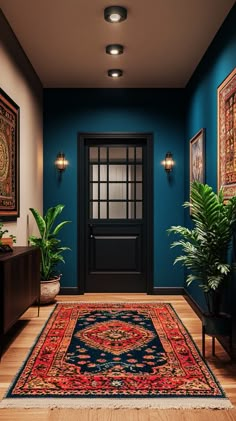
[
  {"x1": 185, "y1": 5, "x2": 236, "y2": 309},
  {"x1": 43, "y1": 89, "x2": 185, "y2": 289}
]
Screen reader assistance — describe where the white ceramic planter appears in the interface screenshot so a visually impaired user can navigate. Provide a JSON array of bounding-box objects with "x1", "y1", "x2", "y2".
[{"x1": 40, "y1": 277, "x2": 60, "y2": 304}]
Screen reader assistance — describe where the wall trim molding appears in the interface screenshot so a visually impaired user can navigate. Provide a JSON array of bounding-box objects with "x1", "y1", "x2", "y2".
[
  {"x1": 59, "y1": 287, "x2": 80, "y2": 295},
  {"x1": 183, "y1": 289, "x2": 203, "y2": 319},
  {"x1": 152, "y1": 287, "x2": 185, "y2": 295}
]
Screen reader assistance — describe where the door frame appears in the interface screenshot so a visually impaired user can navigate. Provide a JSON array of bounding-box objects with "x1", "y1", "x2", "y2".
[{"x1": 77, "y1": 132, "x2": 154, "y2": 294}]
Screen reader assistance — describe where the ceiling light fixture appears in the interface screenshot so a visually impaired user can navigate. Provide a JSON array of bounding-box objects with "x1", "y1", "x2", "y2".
[
  {"x1": 106, "y1": 44, "x2": 124, "y2": 55},
  {"x1": 108, "y1": 69, "x2": 123, "y2": 78},
  {"x1": 104, "y1": 6, "x2": 127, "y2": 23}
]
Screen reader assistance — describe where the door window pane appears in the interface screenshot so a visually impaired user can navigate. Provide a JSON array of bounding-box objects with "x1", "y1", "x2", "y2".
[
  {"x1": 90, "y1": 183, "x2": 98, "y2": 200},
  {"x1": 109, "y1": 202, "x2": 126, "y2": 219},
  {"x1": 100, "y1": 183, "x2": 107, "y2": 200},
  {"x1": 136, "y1": 165, "x2": 142, "y2": 181},
  {"x1": 100, "y1": 202, "x2": 107, "y2": 219},
  {"x1": 128, "y1": 147, "x2": 135, "y2": 161},
  {"x1": 100, "y1": 147, "x2": 107, "y2": 162},
  {"x1": 109, "y1": 165, "x2": 127, "y2": 181},
  {"x1": 128, "y1": 183, "x2": 135, "y2": 200},
  {"x1": 109, "y1": 183, "x2": 126, "y2": 200},
  {"x1": 136, "y1": 183, "x2": 142, "y2": 200},
  {"x1": 100, "y1": 165, "x2": 107, "y2": 181},
  {"x1": 128, "y1": 165, "x2": 135, "y2": 182},
  {"x1": 90, "y1": 165, "x2": 98, "y2": 182},
  {"x1": 136, "y1": 202, "x2": 142, "y2": 219},
  {"x1": 136, "y1": 147, "x2": 142, "y2": 161},
  {"x1": 89, "y1": 147, "x2": 98, "y2": 162},
  {"x1": 128, "y1": 202, "x2": 135, "y2": 219},
  {"x1": 90, "y1": 202, "x2": 98, "y2": 219},
  {"x1": 109, "y1": 147, "x2": 126, "y2": 161}
]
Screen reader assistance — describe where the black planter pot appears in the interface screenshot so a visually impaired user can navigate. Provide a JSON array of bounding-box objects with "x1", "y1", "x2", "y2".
[
  {"x1": 204, "y1": 290, "x2": 222, "y2": 316},
  {"x1": 202, "y1": 312, "x2": 231, "y2": 336}
]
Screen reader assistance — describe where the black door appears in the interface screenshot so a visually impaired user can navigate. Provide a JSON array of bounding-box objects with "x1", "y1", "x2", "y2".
[{"x1": 78, "y1": 133, "x2": 153, "y2": 293}]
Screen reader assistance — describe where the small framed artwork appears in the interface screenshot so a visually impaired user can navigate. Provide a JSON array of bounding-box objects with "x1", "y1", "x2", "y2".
[
  {"x1": 190, "y1": 128, "x2": 205, "y2": 185},
  {"x1": 0, "y1": 88, "x2": 20, "y2": 220},
  {"x1": 217, "y1": 68, "x2": 236, "y2": 199}
]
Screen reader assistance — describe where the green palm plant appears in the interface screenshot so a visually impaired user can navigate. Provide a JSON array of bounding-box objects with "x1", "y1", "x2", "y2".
[
  {"x1": 167, "y1": 181, "x2": 236, "y2": 314},
  {"x1": 29, "y1": 204, "x2": 71, "y2": 281}
]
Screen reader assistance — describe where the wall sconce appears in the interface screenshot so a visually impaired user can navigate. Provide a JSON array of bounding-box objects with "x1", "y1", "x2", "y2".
[
  {"x1": 55, "y1": 152, "x2": 68, "y2": 173},
  {"x1": 162, "y1": 152, "x2": 174, "y2": 173}
]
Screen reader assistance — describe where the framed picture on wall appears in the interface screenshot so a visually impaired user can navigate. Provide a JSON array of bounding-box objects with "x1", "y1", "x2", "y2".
[
  {"x1": 217, "y1": 68, "x2": 236, "y2": 199},
  {"x1": 190, "y1": 128, "x2": 205, "y2": 185},
  {"x1": 0, "y1": 88, "x2": 20, "y2": 220}
]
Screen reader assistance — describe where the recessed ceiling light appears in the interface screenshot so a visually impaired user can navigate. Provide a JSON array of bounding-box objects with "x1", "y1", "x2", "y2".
[
  {"x1": 108, "y1": 69, "x2": 123, "y2": 78},
  {"x1": 104, "y1": 6, "x2": 127, "y2": 23},
  {"x1": 106, "y1": 44, "x2": 124, "y2": 55}
]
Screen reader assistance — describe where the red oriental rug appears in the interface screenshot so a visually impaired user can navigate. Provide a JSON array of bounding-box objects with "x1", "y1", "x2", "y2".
[{"x1": 0, "y1": 302, "x2": 232, "y2": 409}]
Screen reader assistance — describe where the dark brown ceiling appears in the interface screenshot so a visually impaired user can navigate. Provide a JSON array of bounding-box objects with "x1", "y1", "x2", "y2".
[{"x1": 1, "y1": 0, "x2": 235, "y2": 88}]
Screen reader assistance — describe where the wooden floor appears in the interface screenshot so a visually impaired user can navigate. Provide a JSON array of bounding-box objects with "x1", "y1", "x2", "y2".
[{"x1": 0, "y1": 294, "x2": 236, "y2": 421}]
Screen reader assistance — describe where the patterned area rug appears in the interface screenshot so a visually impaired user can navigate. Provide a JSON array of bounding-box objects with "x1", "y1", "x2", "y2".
[{"x1": 0, "y1": 302, "x2": 232, "y2": 409}]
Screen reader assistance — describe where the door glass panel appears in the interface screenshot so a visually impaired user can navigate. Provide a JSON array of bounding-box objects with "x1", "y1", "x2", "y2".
[
  {"x1": 109, "y1": 147, "x2": 126, "y2": 161},
  {"x1": 109, "y1": 165, "x2": 127, "y2": 181},
  {"x1": 136, "y1": 183, "x2": 142, "y2": 200},
  {"x1": 136, "y1": 147, "x2": 142, "y2": 161},
  {"x1": 128, "y1": 183, "x2": 135, "y2": 200},
  {"x1": 100, "y1": 147, "x2": 107, "y2": 162},
  {"x1": 136, "y1": 202, "x2": 142, "y2": 219},
  {"x1": 100, "y1": 202, "x2": 107, "y2": 219},
  {"x1": 109, "y1": 183, "x2": 126, "y2": 200},
  {"x1": 100, "y1": 165, "x2": 107, "y2": 181},
  {"x1": 90, "y1": 165, "x2": 98, "y2": 181},
  {"x1": 89, "y1": 144, "x2": 143, "y2": 220},
  {"x1": 109, "y1": 202, "x2": 126, "y2": 218},
  {"x1": 128, "y1": 202, "x2": 135, "y2": 219},
  {"x1": 136, "y1": 165, "x2": 142, "y2": 181},
  {"x1": 128, "y1": 165, "x2": 135, "y2": 181},
  {"x1": 89, "y1": 147, "x2": 98, "y2": 162},
  {"x1": 128, "y1": 147, "x2": 135, "y2": 161},
  {"x1": 90, "y1": 183, "x2": 98, "y2": 200},
  {"x1": 100, "y1": 183, "x2": 107, "y2": 200},
  {"x1": 90, "y1": 202, "x2": 98, "y2": 219}
]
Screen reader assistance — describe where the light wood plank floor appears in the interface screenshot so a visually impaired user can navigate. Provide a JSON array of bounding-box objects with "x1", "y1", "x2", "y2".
[{"x1": 0, "y1": 294, "x2": 236, "y2": 421}]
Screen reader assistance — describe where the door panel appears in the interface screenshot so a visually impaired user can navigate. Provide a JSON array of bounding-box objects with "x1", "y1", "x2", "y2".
[
  {"x1": 78, "y1": 133, "x2": 153, "y2": 293},
  {"x1": 89, "y1": 224, "x2": 142, "y2": 272}
]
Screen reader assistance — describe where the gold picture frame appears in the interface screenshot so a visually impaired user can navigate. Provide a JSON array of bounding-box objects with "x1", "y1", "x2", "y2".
[
  {"x1": 217, "y1": 68, "x2": 236, "y2": 199},
  {"x1": 0, "y1": 88, "x2": 20, "y2": 220},
  {"x1": 190, "y1": 128, "x2": 205, "y2": 185}
]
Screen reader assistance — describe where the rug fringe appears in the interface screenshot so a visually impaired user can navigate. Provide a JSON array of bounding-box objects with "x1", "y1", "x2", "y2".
[{"x1": 0, "y1": 397, "x2": 233, "y2": 409}]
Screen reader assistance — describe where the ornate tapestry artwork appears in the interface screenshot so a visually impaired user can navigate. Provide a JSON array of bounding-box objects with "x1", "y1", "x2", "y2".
[
  {"x1": 218, "y1": 68, "x2": 236, "y2": 199},
  {"x1": 0, "y1": 88, "x2": 19, "y2": 220},
  {"x1": 0, "y1": 303, "x2": 232, "y2": 409}
]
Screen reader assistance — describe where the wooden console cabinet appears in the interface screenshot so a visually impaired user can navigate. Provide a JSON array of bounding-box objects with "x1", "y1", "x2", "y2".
[{"x1": 0, "y1": 247, "x2": 40, "y2": 346}]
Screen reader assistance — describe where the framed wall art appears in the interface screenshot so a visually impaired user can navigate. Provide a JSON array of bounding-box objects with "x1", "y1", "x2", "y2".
[
  {"x1": 0, "y1": 88, "x2": 20, "y2": 220},
  {"x1": 190, "y1": 128, "x2": 205, "y2": 185},
  {"x1": 217, "y1": 68, "x2": 236, "y2": 199}
]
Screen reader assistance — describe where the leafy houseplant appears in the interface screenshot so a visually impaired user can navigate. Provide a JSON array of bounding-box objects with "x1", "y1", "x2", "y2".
[
  {"x1": 168, "y1": 181, "x2": 236, "y2": 317},
  {"x1": 29, "y1": 204, "x2": 71, "y2": 303},
  {"x1": 0, "y1": 222, "x2": 16, "y2": 247}
]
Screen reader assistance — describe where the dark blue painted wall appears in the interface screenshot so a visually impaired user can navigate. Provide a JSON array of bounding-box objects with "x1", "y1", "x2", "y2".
[
  {"x1": 43, "y1": 89, "x2": 185, "y2": 289},
  {"x1": 185, "y1": 5, "x2": 236, "y2": 310}
]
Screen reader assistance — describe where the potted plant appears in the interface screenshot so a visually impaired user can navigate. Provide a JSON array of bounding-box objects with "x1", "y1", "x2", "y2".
[
  {"x1": 0, "y1": 222, "x2": 16, "y2": 247},
  {"x1": 167, "y1": 181, "x2": 236, "y2": 334},
  {"x1": 29, "y1": 204, "x2": 71, "y2": 304}
]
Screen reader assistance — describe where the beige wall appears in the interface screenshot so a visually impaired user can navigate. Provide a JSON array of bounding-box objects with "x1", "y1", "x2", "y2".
[{"x1": 0, "y1": 10, "x2": 43, "y2": 245}]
